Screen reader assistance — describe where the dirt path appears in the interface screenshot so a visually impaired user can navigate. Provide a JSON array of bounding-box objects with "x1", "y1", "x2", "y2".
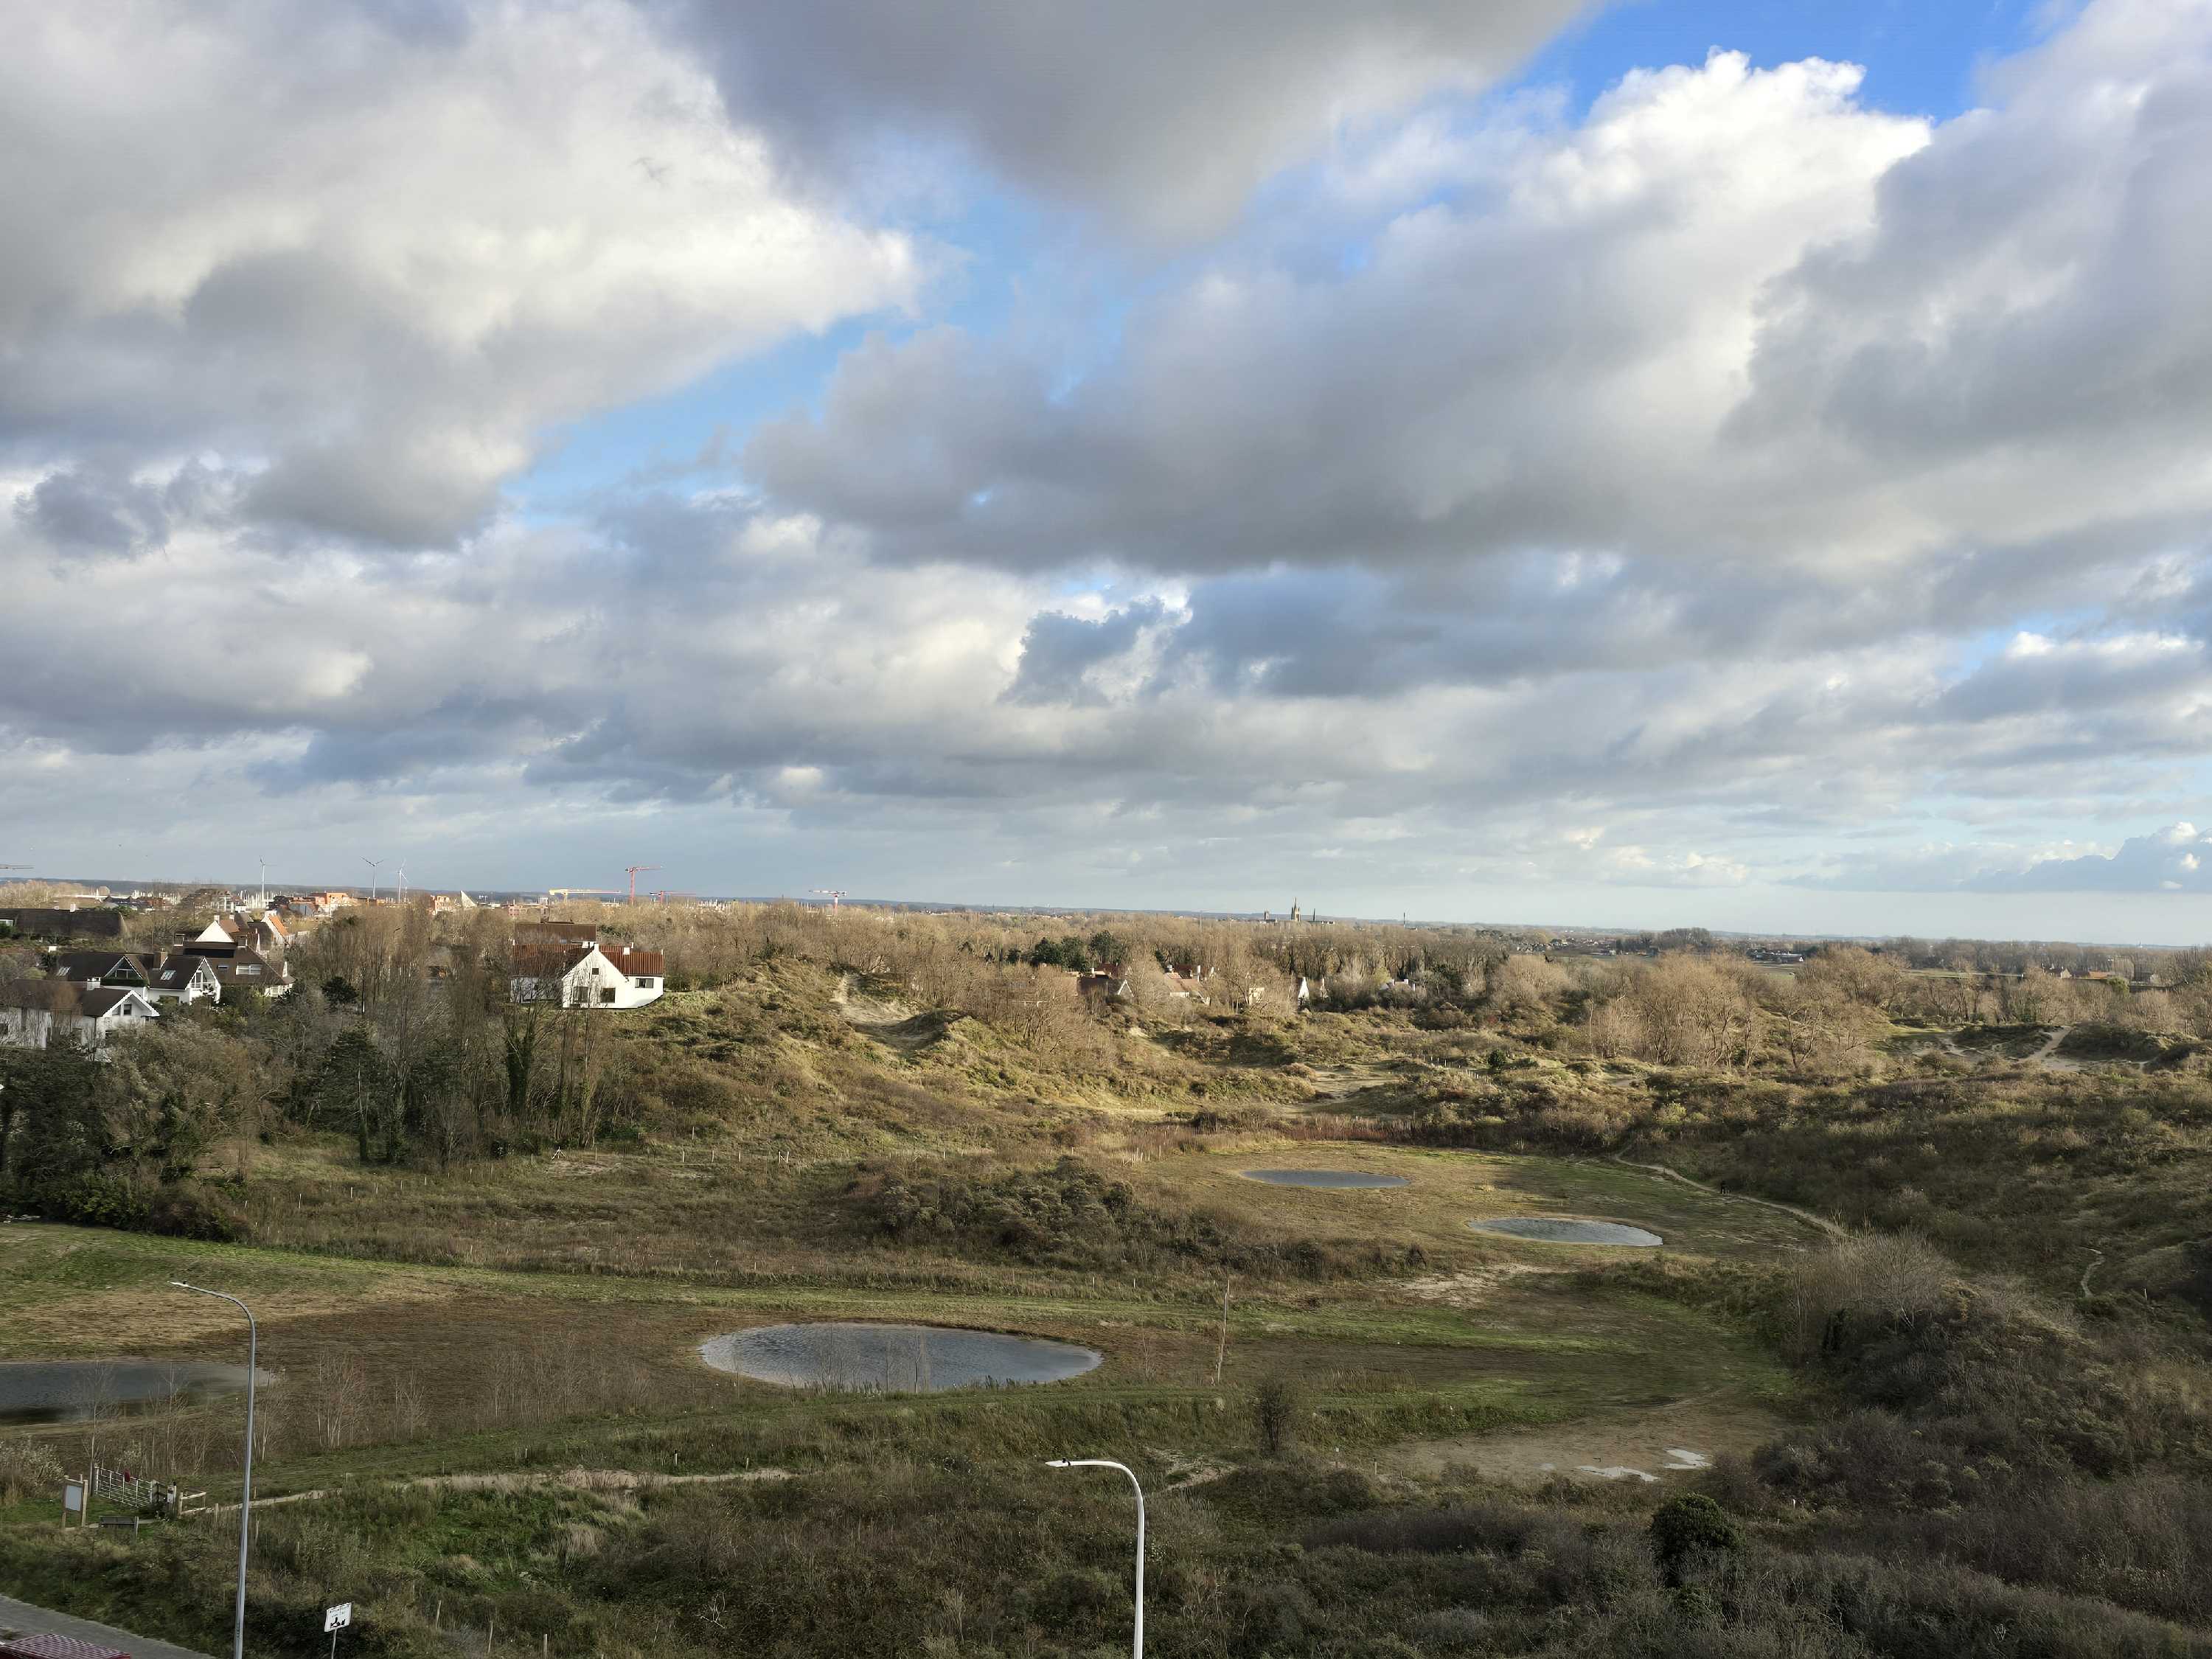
[
  {"x1": 2080, "y1": 1248, "x2": 2106, "y2": 1298},
  {"x1": 1609, "y1": 1155, "x2": 1844, "y2": 1239},
  {"x1": 1938, "y1": 1024, "x2": 2092, "y2": 1071},
  {"x1": 209, "y1": 1464, "x2": 793, "y2": 1514}
]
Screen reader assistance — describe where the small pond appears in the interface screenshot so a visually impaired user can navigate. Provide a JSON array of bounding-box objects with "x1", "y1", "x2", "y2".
[
  {"x1": 0, "y1": 1360, "x2": 262, "y2": 1426},
  {"x1": 1240, "y1": 1169, "x2": 1408, "y2": 1189},
  {"x1": 1470, "y1": 1217, "x2": 1663, "y2": 1247},
  {"x1": 700, "y1": 1323, "x2": 1102, "y2": 1394}
]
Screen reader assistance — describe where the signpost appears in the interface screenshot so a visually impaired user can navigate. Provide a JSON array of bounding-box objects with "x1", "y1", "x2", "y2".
[
  {"x1": 62, "y1": 1480, "x2": 85, "y2": 1528},
  {"x1": 324, "y1": 1601, "x2": 352, "y2": 1658}
]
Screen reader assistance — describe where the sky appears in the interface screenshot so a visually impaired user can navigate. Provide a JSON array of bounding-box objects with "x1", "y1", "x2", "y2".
[{"x1": 4, "y1": 0, "x2": 2212, "y2": 943}]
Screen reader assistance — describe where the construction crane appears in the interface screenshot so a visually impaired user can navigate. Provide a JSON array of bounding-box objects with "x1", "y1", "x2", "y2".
[
  {"x1": 810, "y1": 888, "x2": 846, "y2": 908},
  {"x1": 625, "y1": 864, "x2": 660, "y2": 904},
  {"x1": 0, "y1": 863, "x2": 32, "y2": 872}
]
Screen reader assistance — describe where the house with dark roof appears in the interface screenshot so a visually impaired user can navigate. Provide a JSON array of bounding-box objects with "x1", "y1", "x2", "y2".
[
  {"x1": 44, "y1": 950, "x2": 160, "y2": 988},
  {"x1": 510, "y1": 942, "x2": 664, "y2": 1008},
  {"x1": 0, "y1": 978, "x2": 161, "y2": 1051},
  {"x1": 147, "y1": 954, "x2": 223, "y2": 1004},
  {"x1": 206, "y1": 947, "x2": 292, "y2": 998}
]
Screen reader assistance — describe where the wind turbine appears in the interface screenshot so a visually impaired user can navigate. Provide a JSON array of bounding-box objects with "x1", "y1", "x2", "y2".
[
  {"x1": 362, "y1": 856, "x2": 383, "y2": 903},
  {"x1": 396, "y1": 864, "x2": 406, "y2": 905},
  {"x1": 257, "y1": 857, "x2": 267, "y2": 908}
]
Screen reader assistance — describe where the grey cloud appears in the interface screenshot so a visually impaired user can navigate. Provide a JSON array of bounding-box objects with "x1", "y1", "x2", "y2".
[
  {"x1": 1805, "y1": 824, "x2": 2212, "y2": 894},
  {"x1": 1970, "y1": 825, "x2": 2212, "y2": 893},
  {"x1": 15, "y1": 464, "x2": 173, "y2": 557},
  {"x1": 1005, "y1": 599, "x2": 1169, "y2": 706},
  {"x1": 649, "y1": 0, "x2": 1594, "y2": 238},
  {"x1": 1733, "y1": 4, "x2": 2212, "y2": 486}
]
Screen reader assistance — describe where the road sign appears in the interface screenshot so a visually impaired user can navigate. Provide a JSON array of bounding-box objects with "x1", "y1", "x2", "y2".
[{"x1": 324, "y1": 1603, "x2": 352, "y2": 1633}]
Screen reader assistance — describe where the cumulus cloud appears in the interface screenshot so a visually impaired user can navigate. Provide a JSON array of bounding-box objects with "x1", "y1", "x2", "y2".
[
  {"x1": 745, "y1": 52, "x2": 1933, "y2": 575},
  {"x1": 10, "y1": 0, "x2": 2212, "y2": 930},
  {"x1": 0, "y1": 0, "x2": 922, "y2": 549},
  {"x1": 648, "y1": 0, "x2": 1596, "y2": 238},
  {"x1": 1804, "y1": 824, "x2": 2212, "y2": 894}
]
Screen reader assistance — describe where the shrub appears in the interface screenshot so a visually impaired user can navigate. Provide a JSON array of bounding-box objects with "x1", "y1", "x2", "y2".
[
  {"x1": 1255, "y1": 1375, "x2": 1300, "y2": 1455},
  {"x1": 1648, "y1": 1493, "x2": 1740, "y2": 1584}
]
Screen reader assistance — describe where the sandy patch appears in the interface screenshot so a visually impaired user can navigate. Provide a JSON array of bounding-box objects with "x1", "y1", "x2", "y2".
[
  {"x1": 1397, "y1": 1265, "x2": 1564, "y2": 1308},
  {"x1": 1381, "y1": 1397, "x2": 1786, "y2": 1486}
]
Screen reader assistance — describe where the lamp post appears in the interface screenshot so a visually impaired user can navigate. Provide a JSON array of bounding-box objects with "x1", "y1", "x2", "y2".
[
  {"x1": 1046, "y1": 1459, "x2": 1144, "y2": 1658},
  {"x1": 173, "y1": 1282, "x2": 256, "y2": 1659}
]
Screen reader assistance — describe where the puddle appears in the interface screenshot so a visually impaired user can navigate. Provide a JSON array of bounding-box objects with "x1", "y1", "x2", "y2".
[
  {"x1": 700, "y1": 1323, "x2": 1102, "y2": 1394},
  {"x1": 0, "y1": 1360, "x2": 262, "y2": 1425},
  {"x1": 1241, "y1": 1170, "x2": 1408, "y2": 1189},
  {"x1": 1470, "y1": 1217, "x2": 1663, "y2": 1247}
]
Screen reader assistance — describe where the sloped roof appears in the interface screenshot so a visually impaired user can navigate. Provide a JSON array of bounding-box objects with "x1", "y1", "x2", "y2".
[
  {"x1": 46, "y1": 950, "x2": 151, "y2": 982},
  {"x1": 603, "y1": 945, "x2": 665, "y2": 975},
  {"x1": 150, "y1": 956, "x2": 216, "y2": 990},
  {"x1": 209, "y1": 948, "x2": 285, "y2": 984},
  {"x1": 80, "y1": 987, "x2": 154, "y2": 1019}
]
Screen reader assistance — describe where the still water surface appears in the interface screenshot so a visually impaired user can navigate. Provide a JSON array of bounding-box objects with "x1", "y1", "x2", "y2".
[
  {"x1": 700, "y1": 1323, "x2": 1101, "y2": 1393},
  {"x1": 1470, "y1": 1217, "x2": 1663, "y2": 1246},
  {"x1": 1240, "y1": 1169, "x2": 1409, "y2": 1189},
  {"x1": 0, "y1": 1360, "x2": 261, "y2": 1425}
]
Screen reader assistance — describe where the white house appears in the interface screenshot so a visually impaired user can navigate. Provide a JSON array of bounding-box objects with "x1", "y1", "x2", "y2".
[
  {"x1": 510, "y1": 942, "x2": 665, "y2": 1009},
  {"x1": 146, "y1": 956, "x2": 223, "y2": 1004},
  {"x1": 0, "y1": 980, "x2": 161, "y2": 1051}
]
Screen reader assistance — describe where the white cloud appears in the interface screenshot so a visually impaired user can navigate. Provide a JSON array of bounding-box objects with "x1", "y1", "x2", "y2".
[{"x1": 0, "y1": 0, "x2": 923, "y2": 547}]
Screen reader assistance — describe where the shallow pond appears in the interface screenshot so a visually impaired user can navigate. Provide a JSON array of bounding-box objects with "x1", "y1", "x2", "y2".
[
  {"x1": 1240, "y1": 1169, "x2": 1408, "y2": 1189},
  {"x1": 1470, "y1": 1217, "x2": 1663, "y2": 1247},
  {"x1": 700, "y1": 1323, "x2": 1102, "y2": 1394},
  {"x1": 0, "y1": 1360, "x2": 262, "y2": 1425}
]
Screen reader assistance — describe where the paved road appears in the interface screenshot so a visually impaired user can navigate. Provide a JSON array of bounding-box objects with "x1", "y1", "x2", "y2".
[{"x1": 0, "y1": 1590, "x2": 214, "y2": 1659}]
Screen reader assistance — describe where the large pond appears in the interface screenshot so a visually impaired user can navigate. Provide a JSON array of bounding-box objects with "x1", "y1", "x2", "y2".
[
  {"x1": 1241, "y1": 1169, "x2": 1408, "y2": 1189},
  {"x1": 701, "y1": 1324, "x2": 1102, "y2": 1394},
  {"x1": 0, "y1": 1360, "x2": 262, "y2": 1425},
  {"x1": 1470, "y1": 1217, "x2": 1663, "y2": 1247}
]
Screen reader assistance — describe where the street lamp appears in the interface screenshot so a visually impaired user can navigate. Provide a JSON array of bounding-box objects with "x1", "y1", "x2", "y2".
[
  {"x1": 173, "y1": 1283, "x2": 256, "y2": 1659},
  {"x1": 1046, "y1": 1459, "x2": 1144, "y2": 1659}
]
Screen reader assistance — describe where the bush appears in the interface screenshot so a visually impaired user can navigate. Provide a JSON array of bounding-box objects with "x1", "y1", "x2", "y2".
[
  {"x1": 27, "y1": 1173, "x2": 242, "y2": 1241},
  {"x1": 1255, "y1": 1375, "x2": 1301, "y2": 1455},
  {"x1": 1648, "y1": 1493, "x2": 1740, "y2": 1584}
]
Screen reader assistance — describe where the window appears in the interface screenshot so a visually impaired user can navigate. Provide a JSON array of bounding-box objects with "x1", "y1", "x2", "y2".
[{"x1": 599, "y1": 987, "x2": 616, "y2": 1004}]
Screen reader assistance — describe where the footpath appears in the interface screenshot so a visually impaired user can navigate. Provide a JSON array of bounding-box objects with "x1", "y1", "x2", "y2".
[{"x1": 0, "y1": 1590, "x2": 214, "y2": 1659}]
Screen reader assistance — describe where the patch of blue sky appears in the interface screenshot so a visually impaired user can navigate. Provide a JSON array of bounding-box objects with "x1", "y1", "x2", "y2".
[
  {"x1": 1518, "y1": 0, "x2": 2055, "y2": 121},
  {"x1": 513, "y1": 178, "x2": 1055, "y2": 516},
  {"x1": 1944, "y1": 599, "x2": 2132, "y2": 681}
]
